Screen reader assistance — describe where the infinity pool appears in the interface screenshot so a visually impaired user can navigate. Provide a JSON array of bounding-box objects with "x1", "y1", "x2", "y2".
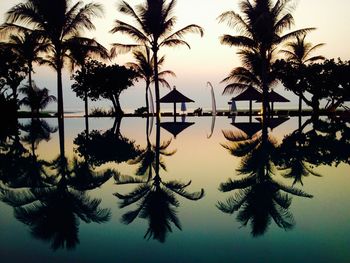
[{"x1": 0, "y1": 116, "x2": 349, "y2": 262}]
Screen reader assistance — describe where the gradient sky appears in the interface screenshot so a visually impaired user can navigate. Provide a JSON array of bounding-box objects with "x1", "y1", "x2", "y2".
[{"x1": 1, "y1": 0, "x2": 350, "y2": 112}]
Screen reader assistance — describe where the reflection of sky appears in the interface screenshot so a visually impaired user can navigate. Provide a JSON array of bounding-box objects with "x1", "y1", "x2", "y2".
[
  {"x1": 1, "y1": 1, "x2": 350, "y2": 112},
  {"x1": 1, "y1": 116, "x2": 349, "y2": 262}
]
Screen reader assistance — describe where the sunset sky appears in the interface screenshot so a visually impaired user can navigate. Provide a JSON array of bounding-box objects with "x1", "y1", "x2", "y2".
[{"x1": 1, "y1": 0, "x2": 350, "y2": 112}]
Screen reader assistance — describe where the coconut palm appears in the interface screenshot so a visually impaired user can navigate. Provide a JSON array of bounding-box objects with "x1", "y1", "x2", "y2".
[
  {"x1": 280, "y1": 34, "x2": 325, "y2": 113},
  {"x1": 126, "y1": 46, "x2": 176, "y2": 115},
  {"x1": 6, "y1": 30, "x2": 49, "y2": 93},
  {"x1": 4, "y1": 0, "x2": 104, "y2": 119},
  {"x1": 19, "y1": 82, "x2": 56, "y2": 115},
  {"x1": 110, "y1": 0, "x2": 203, "y2": 116},
  {"x1": 218, "y1": 0, "x2": 314, "y2": 117}
]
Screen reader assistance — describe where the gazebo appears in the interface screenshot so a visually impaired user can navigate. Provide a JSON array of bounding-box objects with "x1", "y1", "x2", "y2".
[
  {"x1": 230, "y1": 86, "x2": 261, "y2": 122},
  {"x1": 160, "y1": 86, "x2": 194, "y2": 121}
]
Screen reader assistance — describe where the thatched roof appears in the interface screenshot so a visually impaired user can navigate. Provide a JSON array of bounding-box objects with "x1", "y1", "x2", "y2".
[{"x1": 160, "y1": 88, "x2": 194, "y2": 103}]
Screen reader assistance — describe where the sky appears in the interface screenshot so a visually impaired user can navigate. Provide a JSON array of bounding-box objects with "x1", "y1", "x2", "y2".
[{"x1": 1, "y1": 0, "x2": 350, "y2": 113}]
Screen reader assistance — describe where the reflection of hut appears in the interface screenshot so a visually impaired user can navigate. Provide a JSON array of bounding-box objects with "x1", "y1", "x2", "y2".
[
  {"x1": 160, "y1": 121, "x2": 194, "y2": 138},
  {"x1": 231, "y1": 117, "x2": 290, "y2": 137},
  {"x1": 256, "y1": 117, "x2": 290, "y2": 130},
  {"x1": 230, "y1": 87, "x2": 261, "y2": 121},
  {"x1": 231, "y1": 122, "x2": 262, "y2": 137},
  {"x1": 160, "y1": 86, "x2": 194, "y2": 121},
  {"x1": 256, "y1": 90, "x2": 289, "y2": 113}
]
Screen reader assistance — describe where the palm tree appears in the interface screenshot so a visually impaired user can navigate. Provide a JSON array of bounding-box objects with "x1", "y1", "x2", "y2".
[
  {"x1": 280, "y1": 34, "x2": 325, "y2": 113},
  {"x1": 126, "y1": 46, "x2": 175, "y2": 115},
  {"x1": 4, "y1": 0, "x2": 104, "y2": 119},
  {"x1": 67, "y1": 36, "x2": 109, "y2": 124},
  {"x1": 6, "y1": 30, "x2": 49, "y2": 92},
  {"x1": 110, "y1": 0, "x2": 203, "y2": 116},
  {"x1": 19, "y1": 82, "x2": 56, "y2": 115},
  {"x1": 218, "y1": 0, "x2": 314, "y2": 117}
]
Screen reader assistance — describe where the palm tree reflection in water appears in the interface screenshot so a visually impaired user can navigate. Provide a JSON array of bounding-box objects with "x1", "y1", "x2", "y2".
[
  {"x1": 218, "y1": 117, "x2": 313, "y2": 236},
  {"x1": 0, "y1": 118, "x2": 114, "y2": 250},
  {"x1": 115, "y1": 117, "x2": 204, "y2": 242}
]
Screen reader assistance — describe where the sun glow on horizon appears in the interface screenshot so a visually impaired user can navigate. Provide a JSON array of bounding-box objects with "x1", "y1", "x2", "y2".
[{"x1": 0, "y1": 0, "x2": 349, "y2": 111}]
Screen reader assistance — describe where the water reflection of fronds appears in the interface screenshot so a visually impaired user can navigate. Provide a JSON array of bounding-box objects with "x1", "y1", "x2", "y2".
[
  {"x1": 128, "y1": 138, "x2": 176, "y2": 178},
  {"x1": 0, "y1": 184, "x2": 111, "y2": 250},
  {"x1": 114, "y1": 173, "x2": 204, "y2": 243},
  {"x1": 219, "y1": 128, "x2": 313, "y2": 236}
]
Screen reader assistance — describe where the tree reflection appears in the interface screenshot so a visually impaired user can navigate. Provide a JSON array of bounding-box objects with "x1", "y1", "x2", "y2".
[
  {"x1": 218, "y1": 117, "x2": 313, "y2": 236},
  {"x1": 0, "y1": 117, "x2": 114, "y2": 250},
  {"x1": 74, "y1": 116, "x2": 140, "y2": 166},
  {"x1": 114, "y1": 117, "x2": 204, "y2": 242},
  {"x1": 276, "y1": 116, "x2": 350, "y2": 185}
]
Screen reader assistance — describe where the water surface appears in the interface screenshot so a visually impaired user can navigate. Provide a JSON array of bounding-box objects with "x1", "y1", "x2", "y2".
[{"x1": 0, "y1": 116, "x2": 349, "y2": 262}]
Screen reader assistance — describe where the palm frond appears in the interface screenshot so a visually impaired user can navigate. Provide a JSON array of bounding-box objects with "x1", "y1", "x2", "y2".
[
  {"x1": 220, "y1": 34, "x2": 256, "y2": 49},
  {"x1": 219, "y1": 175, "x2": 256, "y2": 192},
  {"x1": 114, "y1": 173, "x2": 148, "y2": 185},
  {"x1": 217, "y1": 11, "x2": 251, "y2": 37}
]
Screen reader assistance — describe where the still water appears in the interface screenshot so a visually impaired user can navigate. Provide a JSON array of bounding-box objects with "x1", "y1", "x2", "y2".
[{"x1": 0, "y1": 116, "x2": 349, "y2": 263}]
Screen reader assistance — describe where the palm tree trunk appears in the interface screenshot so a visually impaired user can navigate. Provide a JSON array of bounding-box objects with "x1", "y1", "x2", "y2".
[
  {"x1": 58, "y1": 115, "x2": 65, "y2": 157},
  {"x1": 84, "y1": 90, "x2": 89, "y2": 134},
  {"x1": 145, "y1": 81, "x2": 150, "y2": 115},
  {"x1": 57, "y1": 66, "x2": 64, "y2": 120},
  {"x1": 261, "y1": 57, "x2": 269, "y2": 131},
  {"x1": 152, "y1": 46, "x2": 160, "y2": 117},
  {"x1": 28, "y1": 64, "x2": 34, "y2": 117},
  {"x1": 155, "y1": 115, "x2": 161, "y2": 179}
]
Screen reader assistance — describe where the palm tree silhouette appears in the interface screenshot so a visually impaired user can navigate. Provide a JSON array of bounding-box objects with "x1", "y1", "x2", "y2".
[
  {"x1": 115, "y1": 118, "x2": 204, "y2": 242},
  {"x1": 280, "y1": 34, "x2": 325, "y2": 114},
  {"x1": 218, "y1": 117, "x2": 312, "y2": 236},
  {"x1": 218, "y1": 0, "x2": 314, "y2": 117},
  {"x1": 126, "y1": 46, "x2": 175, "y2": 115},
  {"x1": 110, "y1": 0, "x2": 203, "y2": 116},
  {"x1": 19, "y1": 82, "x2": 56, "y2": 115},
  {"x1": 4, "y1": 0, "x2": 104, "y2": 119},
  {"x1": 5, "y1": 30, "x2": 49, "y2": 95}
]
